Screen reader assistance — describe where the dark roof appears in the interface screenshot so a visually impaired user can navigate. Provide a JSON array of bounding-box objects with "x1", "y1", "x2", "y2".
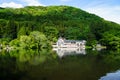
[{"x1": 64, "y1": 40, "x2": 83, "y2": 43}]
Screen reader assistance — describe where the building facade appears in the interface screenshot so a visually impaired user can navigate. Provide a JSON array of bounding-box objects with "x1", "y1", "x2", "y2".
[{"x1": 52, "y1": 37, "x2": 86, "y2": 49}]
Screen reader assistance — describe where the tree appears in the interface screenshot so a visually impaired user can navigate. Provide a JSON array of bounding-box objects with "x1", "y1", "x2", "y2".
[
  {"x1": 44, "y1": 26, "x2": 58, "y2": 42},
  {"x1": 30, "y1": 31, "x2": 48, "y2": 49},
  {"x1": 20, "y1": 35, "x2": 31, "y2": 49},
  {"x1": 100, "y1": 31, "x2": 120, "y2": 49},
  {"x1": 17, "y1": 27, "x2": 26, "y2": 38}
]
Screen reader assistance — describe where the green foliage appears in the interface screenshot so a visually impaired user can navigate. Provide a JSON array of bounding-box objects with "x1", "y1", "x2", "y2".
[
  {"x1": 0, "y1": 6, "x2": 120, "y2": 49},
  {"x1": 44, "y1": 26, "x2": 58, "y2": 42},
  {"x1": 30, "y1": 31, "x2": 48, "y2": 49},
  {"x1": 100, "y1": 31, "x2": 120, "y2": 50},
  {"x1": 20, "y1": 35, "x2": 31, "y2": 49},
  {"x1": 17, "y1": 27, "x2": 26, "y2": 38},
  {"x1": 64, "y1": 25, "x2": 92, "y2": 40},
  {"x1": 10, "y1": 31, "x2": 50, "y2": 49},
  {"x1": 9, "y1": 39, "x2": 20, "y2": 47}
]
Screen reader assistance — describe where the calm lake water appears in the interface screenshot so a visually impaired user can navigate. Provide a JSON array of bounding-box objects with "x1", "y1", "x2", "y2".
[{"x1": 0, "y1": 48, "x2": 120, "y2": 80}]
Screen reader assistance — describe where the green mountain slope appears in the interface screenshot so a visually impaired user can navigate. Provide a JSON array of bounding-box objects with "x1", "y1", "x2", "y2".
[{"x1": 0, "y1": 6, "x2": 120, "y2": 49}]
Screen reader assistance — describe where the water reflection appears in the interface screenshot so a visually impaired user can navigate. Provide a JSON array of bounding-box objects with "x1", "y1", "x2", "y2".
[
  {"x1": 1, "y1": 48, "x2": 120, "y2": 80},
  {"x1": 0, "y1": 49, "x2": 54, "y2": 65},
  {"x1": 99, "y1": 70, "x2": 120, "y2": 80},
  {"x1": 53, "y1": 48, "x2": 86, "y2": 58}
]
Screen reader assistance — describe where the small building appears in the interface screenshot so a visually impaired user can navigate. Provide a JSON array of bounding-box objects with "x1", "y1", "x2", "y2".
[{"x1": 52, "y1": 37, "x2": 86, "y2": 49}]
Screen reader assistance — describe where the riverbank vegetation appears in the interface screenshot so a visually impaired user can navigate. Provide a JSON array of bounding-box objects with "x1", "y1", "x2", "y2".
[{"x1": 0, "y1": 6, "x2": 120, "y2": 50}]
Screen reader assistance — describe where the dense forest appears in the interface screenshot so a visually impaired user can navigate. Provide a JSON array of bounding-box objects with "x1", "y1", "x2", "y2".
[{"x1": 0, "y1": 6, "x2": 120, "y2": 49}]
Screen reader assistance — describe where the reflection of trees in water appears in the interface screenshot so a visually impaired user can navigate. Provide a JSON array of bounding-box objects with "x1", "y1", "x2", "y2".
[
  {"x1": 7, "y1": 49, "x2": 56, "y2": 65},
  {"x1": 97, "y1": 50, "x2": 120, "y2": 80},
  {"x1": 0, "y1": 52, "x2": 26, "y2": 80},
  {"x1": 1, "y1": 49, "x2": 120, "y2": 80}
]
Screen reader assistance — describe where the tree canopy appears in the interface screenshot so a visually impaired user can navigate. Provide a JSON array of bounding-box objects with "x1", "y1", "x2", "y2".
[{"x1": 0, "y1": 5, "x2": 120, "y2": 49}]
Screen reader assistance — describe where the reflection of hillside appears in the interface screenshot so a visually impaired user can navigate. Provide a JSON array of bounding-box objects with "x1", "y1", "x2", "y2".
[
  {"x1": 7, "y1": 49, "x2": 53, "y2": 65},
  {"x1": 53, "y1": 48, "x2": 86, "y2": 58}
]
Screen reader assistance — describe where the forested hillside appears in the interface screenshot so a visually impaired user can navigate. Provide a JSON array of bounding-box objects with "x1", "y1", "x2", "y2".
[{"x1": 0, "y1": 6, "x2": 120, "y2": 49}]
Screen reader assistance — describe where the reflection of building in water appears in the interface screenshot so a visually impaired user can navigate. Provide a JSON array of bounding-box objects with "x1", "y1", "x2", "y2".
[
  {"x1": 53, "y1": 48, "x2": 86, "y2": 58},
  {"x1": 52, "y1": 37, "x2": 86, "y2": 49}
]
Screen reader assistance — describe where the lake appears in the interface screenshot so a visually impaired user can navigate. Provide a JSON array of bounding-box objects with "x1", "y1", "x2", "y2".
[{"x1": 0, "y1": 48, "x2": 120, "y2": 80}]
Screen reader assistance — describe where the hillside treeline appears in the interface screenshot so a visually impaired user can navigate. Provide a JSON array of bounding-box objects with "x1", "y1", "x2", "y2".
[{"x1": 0, "y1": 6, "x2": 120, "y2": 49}]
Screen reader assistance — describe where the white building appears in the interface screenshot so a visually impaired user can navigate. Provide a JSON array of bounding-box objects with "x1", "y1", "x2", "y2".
[{"x1": 52, "y1": 37, "x2": 86, "y2": 49}]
